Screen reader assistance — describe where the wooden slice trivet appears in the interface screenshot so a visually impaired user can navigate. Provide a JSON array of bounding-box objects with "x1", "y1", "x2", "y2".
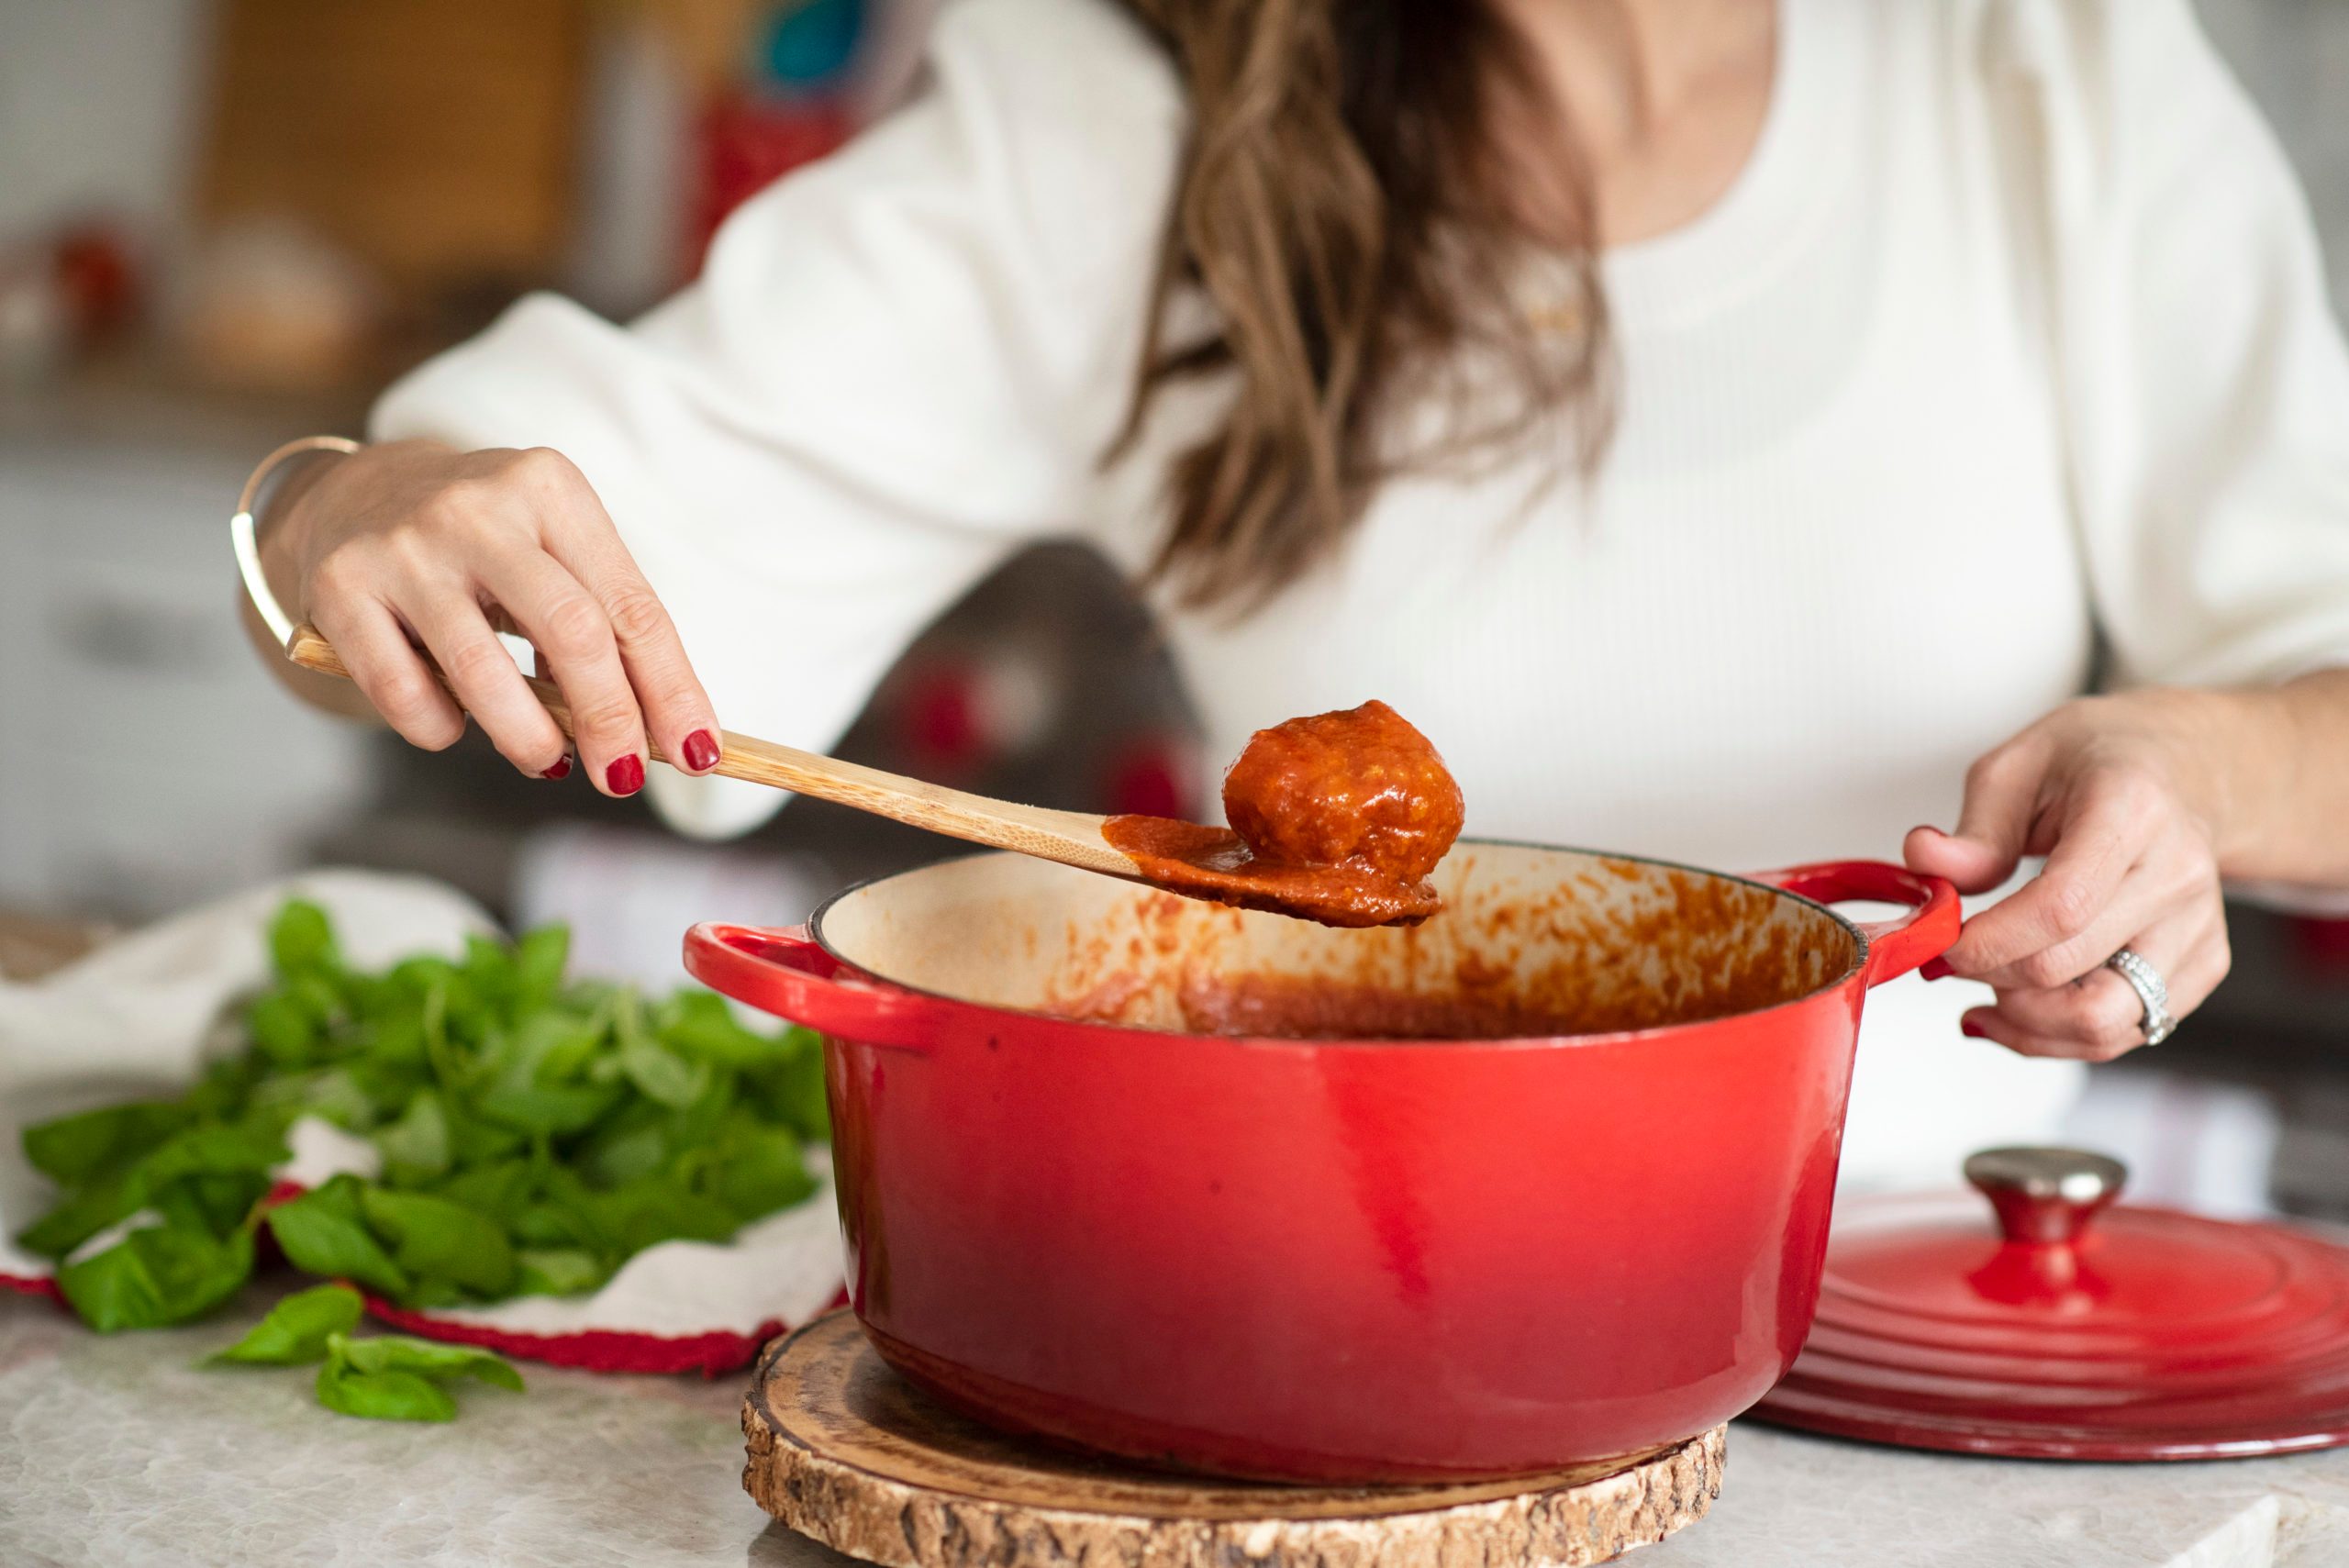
[{"x1": 742, "y1": 1312, "x2": 1724, "y2": 1568}]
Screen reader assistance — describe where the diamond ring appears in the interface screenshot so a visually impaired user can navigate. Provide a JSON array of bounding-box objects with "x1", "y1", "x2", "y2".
[{"x1": 2105, "y1": 948, "x2": 2176, "y2": 1047}]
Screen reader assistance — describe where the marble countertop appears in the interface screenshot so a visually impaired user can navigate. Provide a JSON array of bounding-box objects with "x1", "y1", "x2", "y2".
[{"x1": 5, "y1": 1291, "x2": 2346, "y2": 1568}]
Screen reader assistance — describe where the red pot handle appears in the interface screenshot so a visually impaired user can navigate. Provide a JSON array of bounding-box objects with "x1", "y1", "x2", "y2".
[
  {"x1": 683, "y1": 922, "x2": 942, "y2": 1051},
  {"x1": 1745, "y1": 861, "x2": 1960, "y2": 986}
]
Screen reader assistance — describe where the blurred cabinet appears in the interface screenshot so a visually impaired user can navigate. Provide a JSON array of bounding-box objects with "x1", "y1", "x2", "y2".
[
  {"x1": 198, "y1": 0, "x2": 592, "y2": 298},
  {"x1": 0, "y1": 436, "x2": 371, "y2": 920}
]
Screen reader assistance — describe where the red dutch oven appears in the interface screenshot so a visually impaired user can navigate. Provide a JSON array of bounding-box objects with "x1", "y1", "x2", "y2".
[{"x1": 685, "y1": 841, "x2": 1957, "y2": 1483}]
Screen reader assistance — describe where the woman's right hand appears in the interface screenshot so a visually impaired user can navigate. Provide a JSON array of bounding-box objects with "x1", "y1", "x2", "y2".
[{"x1": 259, "y1": 439, "x2": 722, "y2": 796}]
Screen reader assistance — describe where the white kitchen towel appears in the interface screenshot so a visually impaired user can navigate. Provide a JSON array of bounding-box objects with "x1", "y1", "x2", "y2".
[{"x1": 0, "y1": 870, "x2": 847, "y2": 1373}]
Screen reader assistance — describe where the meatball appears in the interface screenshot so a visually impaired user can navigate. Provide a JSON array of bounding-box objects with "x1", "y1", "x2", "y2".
[{"x1": 1221, "y1": 700, "x2": 1464, "y2": 882}]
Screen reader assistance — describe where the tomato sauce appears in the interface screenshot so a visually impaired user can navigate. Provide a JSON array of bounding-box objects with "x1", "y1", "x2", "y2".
[{"x1": 1104, "y1": 700, "x2": 1465, "y2": 929}]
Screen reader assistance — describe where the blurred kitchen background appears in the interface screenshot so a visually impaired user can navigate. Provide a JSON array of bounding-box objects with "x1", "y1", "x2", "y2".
[{"x1": 0, "y1": 0, "x2": 2343, "y2": 1212}]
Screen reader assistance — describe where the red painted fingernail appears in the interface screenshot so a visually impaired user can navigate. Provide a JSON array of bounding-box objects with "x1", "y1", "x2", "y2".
[
  {"x1": 606, "y1": 754, "x2": 645, "y2": 796},
  {"x1": 682, "y1": 728, "x2": 720, "y2": 772},
  {"x1": 1959, "y1": 1018, "x2": 1988, "y2": 1039},
  {"x1": 540, "y1": 755, "x2": 572, "y2": 781},
  {"x1": 1920, "y1": 957, "x2": 1954, "y2": 981}
]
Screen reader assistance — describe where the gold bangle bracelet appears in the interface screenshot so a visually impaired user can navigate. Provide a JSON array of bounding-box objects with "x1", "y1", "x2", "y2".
[{"x1": 231, "y1": 435, "x2": 362, "y2": 648}]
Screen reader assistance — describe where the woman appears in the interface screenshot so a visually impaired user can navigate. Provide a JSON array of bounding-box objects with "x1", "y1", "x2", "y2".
[{"x1": 244, "y1": 0, "x2": 2349, "y2": 1188}]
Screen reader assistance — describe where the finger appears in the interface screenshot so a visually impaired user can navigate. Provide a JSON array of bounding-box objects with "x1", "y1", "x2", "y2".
[
  {"x1": 466, "y1": 603, "x2": 573, "y2": 774},
  {"x1": 1905, "y1": 732, "x2": 2057, "y2": 895},
  {"x1": 1966, "y1": 904, "x2": 2226, "y2": 1062},
  {"x1": 1964, "y1": 835, "x2": 2209, "y2": 992},
  {"x1": 522, "y1": 454, "x2": 721, "y2": 776},
  {"x1": 474, "y1": 546, "x2": 647, "y2": 795},
  {"x1": 402, "y1": 586, "x2": 572, "y2": 780},
  {"x1": 1934, "y1": 779, "x2": 2158, "y2": 981},
  {"x1": 1959, "y1": 1006, "x2": 2112, "y2": 1062},
  {"x1": 311, "y1": 595, "x2": 465, "y2": 752}
]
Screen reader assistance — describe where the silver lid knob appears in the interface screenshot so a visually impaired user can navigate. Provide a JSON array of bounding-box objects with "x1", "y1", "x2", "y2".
[{"x1": 1963, "y1": 1146, "x2": 2128, "y2": 1246}]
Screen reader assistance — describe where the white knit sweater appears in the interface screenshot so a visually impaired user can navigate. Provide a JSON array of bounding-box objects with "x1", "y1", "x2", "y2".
[{"x1": 373, "y1": 0, "x2": 2349, "y2": 1188}]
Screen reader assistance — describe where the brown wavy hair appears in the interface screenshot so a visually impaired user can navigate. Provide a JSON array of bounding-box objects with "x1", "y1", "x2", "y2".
[{"x1": 1112, "y1": 0, "x2": 1613, "y2": 610}]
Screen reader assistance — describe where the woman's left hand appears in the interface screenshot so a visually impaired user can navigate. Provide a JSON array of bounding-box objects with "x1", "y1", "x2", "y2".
[{"x1": 1903, "y1": 691, "x2": 2234, "y2": 1061}]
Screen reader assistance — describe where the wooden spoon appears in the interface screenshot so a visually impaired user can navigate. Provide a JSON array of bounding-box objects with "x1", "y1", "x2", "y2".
[{"x1": 281, "y1": 623, "x2": 1145, "y2": 880}]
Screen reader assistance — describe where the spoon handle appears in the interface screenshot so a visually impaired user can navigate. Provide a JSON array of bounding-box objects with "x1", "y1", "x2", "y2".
[{"x1": 281, "y1": 624, "x2": 1135, "y2": 876}]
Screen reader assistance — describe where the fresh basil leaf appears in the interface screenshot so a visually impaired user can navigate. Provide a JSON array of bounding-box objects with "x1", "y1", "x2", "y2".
[
  {"x1": 178, "y1": 1056, "x2": 261, "y2": 1123},
  {"x1": 250, "y1": 1066, "x2": 375, "y2": 1133},
  {"x1": 747, "y1": 1030, "x2": 829, "y2": 1143},
  {"x1": 513, "y1": 1247, "x2": 607, "y2": 1297},
  {"x1": 399, "y1": 1277, "x2": 468, "y2": 1310},
  {"x1": 135, "y1": 1122, "x2": 289, "y2": 1188},
  {"x1": 358, "y1": 1188, "x2": 515, "y2": 1298},
  {"x1": 707, "y1": 1125, "x2": 816, "y2": 1224},
  {"x1": 430, "y1": 1158, "x2": 535, "y2": 1226},
  {"x1": 509, "y1": 1190, "x2": 607, "y2": 1253},
  {"x1": 306, "y1": 1067, "x2": 376, "y2": 1130},
  {"x1": 206, "y1": 1283, "x2": 363, "y2": 1365},
  {"x1": 462, "y1": 932, "x2": 514, "y2": 995},
  {"x1": 506, "y1": 1007, "x2": 604, "y2": 1084},
  {"x1": 573, "y1": 1100, "x2": 672, "y2": 1189},
  {"x1": 671, "y1": 1069, "x2": 738, "y2": 1140},
  {"x1": 16, "y1": 1174, "x2": 142, "y2": 1259},
  {"x1": 288, "y1": 971, "x2": 346, "y2": 1025},
  {"x1": 443, "y1": 1107, "x2": 529, "y2": 1169},
  {"x1": 618, "y1": 1027, "x2": 710, "y2": 1111},
  {"x1": 269, "y1": 899, "x2": 340, "y2": 980},
  {"x1": 335, "y1": 1332, "x2": 525, "y2": 1393},
  {"x1": 586, "y1": 1176, "x2": 739, "y2": 1256},
  {"x1": 315, "y1": 1361, "x2": 455, "y2": 1422},
  {"x1": 148, "y1": 1172, "x2": 271, "y2": 1241},
  {"x1": 22, "y1": 1101, "x2": 188, "y2": 1185},
  {"x1": 59, "y1": 1222, "x2": 253, "y2": 1332},
  {"x1": 472, "y1": 1079, "x2": 621, "y2": 1138},
  {"x1": 512, "y1": 924, "x2": 569, "y2": 1015},
  {"x1": 436, "y1": 974, "x2": 493, "y2": 1053},
  {"x1": 22, "y1": 1120, "x2": 276, "y2": 1260},
  {"x1": 264, "y1": 1175, "x2": 410, "y2": 1297},
  {"x1": 520, "y1": 1165, "x2": 609, "y2": 1244},
  {"x1": 386, "y1": 954, "x2": 459, "y2": 997},
  {"x1": 656, "y1": 992, "x2": 786, "y2": 1072},
  {"x1": 373, "y1": 1091, "x2": 451, "y2": 1183},
  {"x1": 249, "y1": 988, "x2": 325, "y2": 1068},
  {"x1": 357, "y1": 1010, "x2": 429, "y2": 1073}
]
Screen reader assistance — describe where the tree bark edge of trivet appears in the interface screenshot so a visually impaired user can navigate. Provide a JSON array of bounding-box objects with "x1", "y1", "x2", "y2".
[{"x1": 741, "y1": 1315, "x2": 1725, "y2": 1568}]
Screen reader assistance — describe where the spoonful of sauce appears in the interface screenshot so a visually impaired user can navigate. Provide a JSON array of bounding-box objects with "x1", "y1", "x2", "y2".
[{"x1": 273, "y1": 617, "x2": 1460, "y2": 927}]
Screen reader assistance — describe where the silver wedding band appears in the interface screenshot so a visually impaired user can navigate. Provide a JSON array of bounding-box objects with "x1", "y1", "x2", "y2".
[{"x1": 2106, "y1": 948, "x2": 2176, "y2": 1047}]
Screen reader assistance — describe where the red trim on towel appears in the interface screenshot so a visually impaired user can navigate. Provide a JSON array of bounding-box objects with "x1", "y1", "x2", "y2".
[
  {"x1": 360, "y1": 1296, "x2": 803, "y2": 1377},
  {"x1": 0, "y1": 1271, "x2": 63, "y2": 1304}
]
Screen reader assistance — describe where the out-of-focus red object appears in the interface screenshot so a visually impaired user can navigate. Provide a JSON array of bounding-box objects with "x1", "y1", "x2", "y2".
[
  {"x1": 886, "y1": 646, "x2": 1056, "y2": 781},
  {"x1": 2288, "y1": 914, "x2": 2349, "y2": 975},
  {"x1": 897, "y1": 659, "x2": 983, "y2": 773},
  {"x1": 50, "y1": 221, "x2": 139, "y2": 343},
  {"x1": 689, "y1": 94, "x2": 852, "y2": 268},
  {"x1": 1099, "y1": 733, "x2": 1197, "y2": 820}
]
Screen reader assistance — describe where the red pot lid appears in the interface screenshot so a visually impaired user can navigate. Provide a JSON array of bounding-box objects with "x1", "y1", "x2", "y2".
[{"x1": 1752, "y1": 1147, "x2": 2349, "y2": 1460}]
